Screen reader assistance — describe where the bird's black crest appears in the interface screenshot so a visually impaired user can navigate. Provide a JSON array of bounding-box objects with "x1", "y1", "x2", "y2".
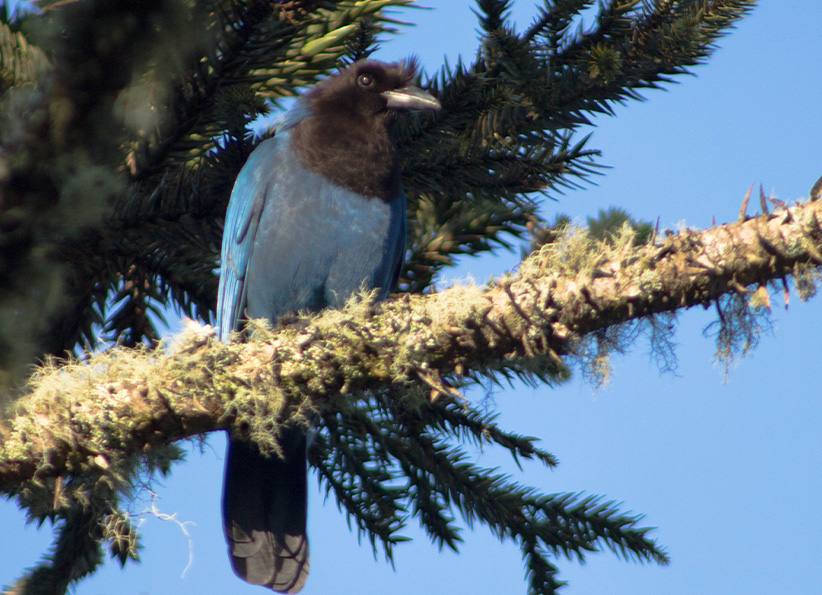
[{"x1": 304, "y1": 58, "x2": 420, "y2": 116}]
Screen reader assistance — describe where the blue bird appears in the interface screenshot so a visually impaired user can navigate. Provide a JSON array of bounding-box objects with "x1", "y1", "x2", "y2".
[{"x1": 217, "y1": 59, "x2": 440, "y2": 592}]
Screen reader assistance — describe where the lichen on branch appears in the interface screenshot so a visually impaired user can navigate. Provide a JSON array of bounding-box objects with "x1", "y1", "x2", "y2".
[{"x1": 3, "y1": 197, "x2": 822, "y2": 508}]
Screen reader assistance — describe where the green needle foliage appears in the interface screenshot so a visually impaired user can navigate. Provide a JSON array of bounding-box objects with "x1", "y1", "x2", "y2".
[{"x1": 0, "y1": 1, "x2": 758, "y2": 594}]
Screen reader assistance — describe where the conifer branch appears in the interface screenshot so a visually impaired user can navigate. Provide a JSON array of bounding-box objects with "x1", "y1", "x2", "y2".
[
  {"x1": 3, "y1": 196, "x2": 821, "y2": 508},
  {"x1": 397, "y1": 0, "x2": 757, "y2": 292}
]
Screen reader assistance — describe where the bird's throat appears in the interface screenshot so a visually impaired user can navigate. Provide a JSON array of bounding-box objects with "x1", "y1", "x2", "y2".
[{"x1": 290, "y1": 114, "x2": 401, "y2": 202}]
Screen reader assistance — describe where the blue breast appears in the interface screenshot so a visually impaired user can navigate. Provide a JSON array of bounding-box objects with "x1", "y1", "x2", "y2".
[{"x1": 243, "y1": 129, "x2": 406, "y2": 322}]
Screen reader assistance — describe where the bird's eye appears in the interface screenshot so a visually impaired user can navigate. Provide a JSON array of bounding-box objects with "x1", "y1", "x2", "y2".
[{"x1": 358, "y1": 73, "x2": 374, "y2": 88}]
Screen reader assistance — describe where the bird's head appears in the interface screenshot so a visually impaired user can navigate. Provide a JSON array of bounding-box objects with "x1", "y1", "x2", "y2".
[
  {"x1": 290, "y1": 59, "x2": 439, "y2": 199},
  {"x1": 304, "y1": 58, "x2": 441, "y2": 119}
]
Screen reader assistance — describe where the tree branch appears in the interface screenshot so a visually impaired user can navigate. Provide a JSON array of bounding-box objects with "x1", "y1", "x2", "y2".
[{"x1": 3, "y1": 197, "x2": 821, "y2": 505}]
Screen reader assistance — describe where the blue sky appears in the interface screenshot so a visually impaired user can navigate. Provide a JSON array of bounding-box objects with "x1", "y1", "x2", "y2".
[{"x1": 3, "y1": 2, "x2": 822, "y2": 594}]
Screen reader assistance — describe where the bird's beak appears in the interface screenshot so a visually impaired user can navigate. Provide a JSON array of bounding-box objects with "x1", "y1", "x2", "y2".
[{"x1": 381, "y1": 86, "x2": 441, "y2": 112}]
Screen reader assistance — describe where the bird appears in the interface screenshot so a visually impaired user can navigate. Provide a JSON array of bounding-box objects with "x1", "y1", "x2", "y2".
[{"x1": 216, "y1": 58, "x2": 440, "y2": 593}]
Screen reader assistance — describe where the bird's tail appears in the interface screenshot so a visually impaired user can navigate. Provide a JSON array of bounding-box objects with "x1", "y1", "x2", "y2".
[{"x1": 222, "y1": 427, "x2": 309, "y2": 593}]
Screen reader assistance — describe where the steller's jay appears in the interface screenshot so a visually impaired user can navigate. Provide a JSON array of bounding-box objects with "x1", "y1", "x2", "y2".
[{"x1": 217, "y1": 59, "x2": 440, "y2": 592}]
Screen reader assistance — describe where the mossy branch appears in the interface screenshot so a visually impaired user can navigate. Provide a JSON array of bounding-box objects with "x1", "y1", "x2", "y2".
[{"x1": 3, "y1": 197, "x2": 822, "y2": 505}]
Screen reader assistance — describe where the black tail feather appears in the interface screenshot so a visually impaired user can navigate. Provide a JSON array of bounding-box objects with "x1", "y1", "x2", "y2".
[{"x1": 222, "y1": 428, "x2": 309, "y2": 593}]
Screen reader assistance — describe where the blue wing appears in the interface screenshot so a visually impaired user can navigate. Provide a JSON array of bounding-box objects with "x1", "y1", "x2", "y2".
[{"x1": 216, "y1": 137, "x2": 281, "y2": 342}]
